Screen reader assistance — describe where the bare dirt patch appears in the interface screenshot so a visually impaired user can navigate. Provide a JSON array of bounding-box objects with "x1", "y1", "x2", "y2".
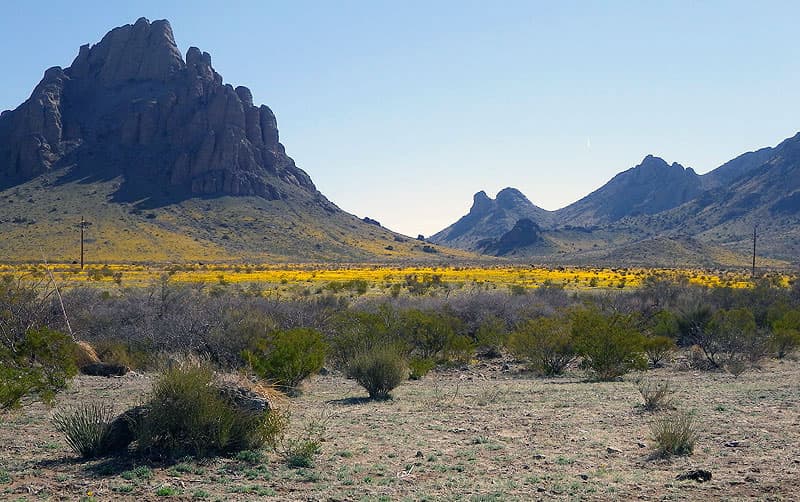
[{"x1": 2, "y1": 358, "x2": 798, "y2": 501}]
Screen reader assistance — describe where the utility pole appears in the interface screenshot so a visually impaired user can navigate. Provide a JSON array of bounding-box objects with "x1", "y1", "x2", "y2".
[
  {"x1": 752, "y1": 225, "x2": 757, "y2": 278},
  {"x1": 78, "y1": 217, "x2": 91, "y2": 269}
]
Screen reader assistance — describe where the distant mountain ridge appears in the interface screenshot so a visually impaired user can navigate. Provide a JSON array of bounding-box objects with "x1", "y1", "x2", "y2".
[{"x1": 432, "y1": 133, "x2": 800, "y2": 265}]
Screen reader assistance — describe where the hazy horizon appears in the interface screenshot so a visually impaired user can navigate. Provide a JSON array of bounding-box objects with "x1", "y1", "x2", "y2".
[{"x1": 2, "y1": 0, "x2": 799, "y2": 236}]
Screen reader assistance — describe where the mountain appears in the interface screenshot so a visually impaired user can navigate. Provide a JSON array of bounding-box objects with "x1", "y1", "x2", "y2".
[
  {"x1": 430, "y1": 187, "x2": 553, "y2": 248},
  {"x1": 0, "y1": 17, "x2": 317, "y2": 205},
  {"x1": 637, "y1": 132, "x2": 800, "y2": 261},
  {"x1": 553, "y1": 155, "x2": 703, "y2": 226},
  {"x1": 0, "y1": 18, "x2": 469, "y2": 263},
  {"x1": 433, "y1": 134, "x2": 800, "y2": 266}
]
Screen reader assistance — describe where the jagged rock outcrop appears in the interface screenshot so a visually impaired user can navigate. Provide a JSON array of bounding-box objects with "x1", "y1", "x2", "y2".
[{"x1": 0, "y1": 17, "x2": 320, "y2": 206}]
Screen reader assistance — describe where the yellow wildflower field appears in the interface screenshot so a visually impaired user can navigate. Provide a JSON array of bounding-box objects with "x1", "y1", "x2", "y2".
[{"x1": 1, "y1": 263, "x2": 791, "y2": 291}]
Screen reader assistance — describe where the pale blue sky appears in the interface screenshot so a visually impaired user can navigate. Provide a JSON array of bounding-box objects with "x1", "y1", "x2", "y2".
[{"x1": 2, "y1": 1, "x2": 799, "y2": 236}]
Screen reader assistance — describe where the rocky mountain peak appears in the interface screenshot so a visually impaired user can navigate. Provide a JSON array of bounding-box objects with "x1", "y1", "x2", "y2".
[
  {"x1": 495, "y1": 187, "x2": 530, "y2": 209},
  {"x1": 470, "y1": 190, "x2": 493, "y2": 215},
  {"x1": 0, "y1": 18, "x2": 322, "y2": 207},
  {"x1": 68, "y1": 18, "x2": 184, "y2": 85}
]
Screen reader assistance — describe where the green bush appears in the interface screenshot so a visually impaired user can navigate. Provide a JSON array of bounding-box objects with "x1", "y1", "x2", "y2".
[
  {"x1": 771, "y1": 309, "x2": 800, "y2": 359},
  {"x1": 642, "y1": 335, "x2": 676, "y2": 367},
  {"x1": 52, "y1": 402, "x2": 114, "y2": 458},
  {"x1": 443, "y1": 334, "x2": 475, "y2": 364},
  {"x1": 408, "y1": 357, "x2": 436, "y2": 380},
  {"x1": 135, "y1": 364, "x2": 284, "y2": 459},
  {"x1": 705, "y1": 308, "x2": 767, "y2": 373},
  {"x1": 399, "y1": 309, "x2": 468, "y2": 361},
  {"x1": 280, "y1": 438, "x2": 321, "y2": 468},
  {"x1": 330, "y1": 308, "x2": 403, "y2": 371},
  {"x1": 243, "y1": 328, "x2": 327, "y2": 395},
  {"x1": 92, "y1": 339, "x2": 155, "y2": 370},
  {"x1": 272, "y1": 411, "x2": 327, "y2": 468},
  {"x1": 346, "y1": 346, "x2": 408, "y2": 400},
  {"x1": 474, "y1": 316, "x2": 509, "y2": 358},
  {"x1": 650, "y1": 411, "x2": 697, "y2": 456},
  {"x1": 1, "y1": 327, "x2": 78, "y2": 409},
  {"x1": 508, "y1": 317, "x2": 575, "y2": 376},
  {"x1": 570, "y1": 306, "x2": 646, "y2": 381}
]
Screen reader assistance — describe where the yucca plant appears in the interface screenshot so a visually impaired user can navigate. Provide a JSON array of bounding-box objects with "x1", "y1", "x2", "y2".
[{"x1": 52, "y1": 402, "x2": 115, "y2": 458}]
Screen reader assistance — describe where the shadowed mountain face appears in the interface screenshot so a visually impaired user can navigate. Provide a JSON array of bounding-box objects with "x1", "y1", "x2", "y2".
[
  {"x1": 476, "y1": 218, "x2": 545, "y2": 256},
  {"x1": 0, "y1": 18, "x2": 319, "y2": 208}
]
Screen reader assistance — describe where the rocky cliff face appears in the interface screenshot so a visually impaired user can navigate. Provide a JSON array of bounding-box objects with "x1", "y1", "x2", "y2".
[{"x1": 0, "y1": 18, "x2": 320, "y2": 206}]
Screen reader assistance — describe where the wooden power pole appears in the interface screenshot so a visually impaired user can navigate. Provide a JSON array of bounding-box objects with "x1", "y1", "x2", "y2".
[{"x1": 78, "y1": 216, "x2": 91, "y2": 269}]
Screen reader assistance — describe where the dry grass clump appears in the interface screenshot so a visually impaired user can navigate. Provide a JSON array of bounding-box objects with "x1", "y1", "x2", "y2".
[
  {"x1": 650, "y1": 410, "x2": 697, "y2": 457},
  {"x1": 635, "y1": 377, "x2": 675, "y2": 411},
  {"x1": 214, "y1": 372, "x2": 288, "y2": 410}
]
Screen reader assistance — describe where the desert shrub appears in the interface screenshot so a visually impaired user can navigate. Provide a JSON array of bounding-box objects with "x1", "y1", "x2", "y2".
[
  {"x1": 443, "y1": 334, "x2": 475, "y2": 364},
  {"x1": 408, "y1": 357, "x2": 436, "y2": 380},
  {"x1": 0, "y1": 276, "x2": 78, "y2": 408},
  {"x1": 570, "y1": 306, "x2": 647, "y2": 380},
  {"x1": 698, "y1": 308, "x2": 767, "y2": 374},
  {"x1": 204, "y1": 310, "x2": 279, "y2": 369},
  {"x1": 771, "y1": 308, "x2": 800, "y2": 359},
  {"x1": 642, "y1": 335, "x2": 676, "y2": 367},
  {"x1": 635, "y1": 377, "x2": 674, "y2": 411},
  {"x1": 281, "y1": 438, "x2": 321, "y2": 468},
  {"x1": 650, "y1": 411, "x2": 697, "y2": 456},
  {"x1": 91, "y1": 339, "x2": 155, "y2": 370},
  {"x1": 329, "y1": 308, "x2": 404, "y2": 371},
  {"x1": 508, "y1": 316, "x2": 575, "y2": 376},
  {"x1": 135, "y1": 364, "x2": 284, "y2": 459},
  {"x1": 0, "y1": 327, "x2": 78, "y2": 409},
  {"x1": 242, "y1": 328, "x2": 327, "y2": 395},
  {"x1": 399, "y1": 309, "x2": 469, "y2": 361},
  {"x1": 52, "y1": 402, "x2": 114, "y2": 458},
  {"x1": 346, "y1": 346, "x2": 408, "y2": 400},
  {"x1": 474, "y1": 316, "x2": 509, "y2": 358},
  {"x1": 677, "y1": 305, "x2": 714, "y2": 348},
  {"x1": 274, "y1": 411, "x2": 329, "y2": 468}
]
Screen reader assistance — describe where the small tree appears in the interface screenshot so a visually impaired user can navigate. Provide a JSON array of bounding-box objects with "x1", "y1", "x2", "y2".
[
  {"x1": 243, "y1": 328, "x2": 327, "y2": 396},
  {"x1": 508, "y1": 316, "x2": 575, "y2": 375},
  {"x1": 570, "y1": 306, "x2": 646, "y2": 381}
]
